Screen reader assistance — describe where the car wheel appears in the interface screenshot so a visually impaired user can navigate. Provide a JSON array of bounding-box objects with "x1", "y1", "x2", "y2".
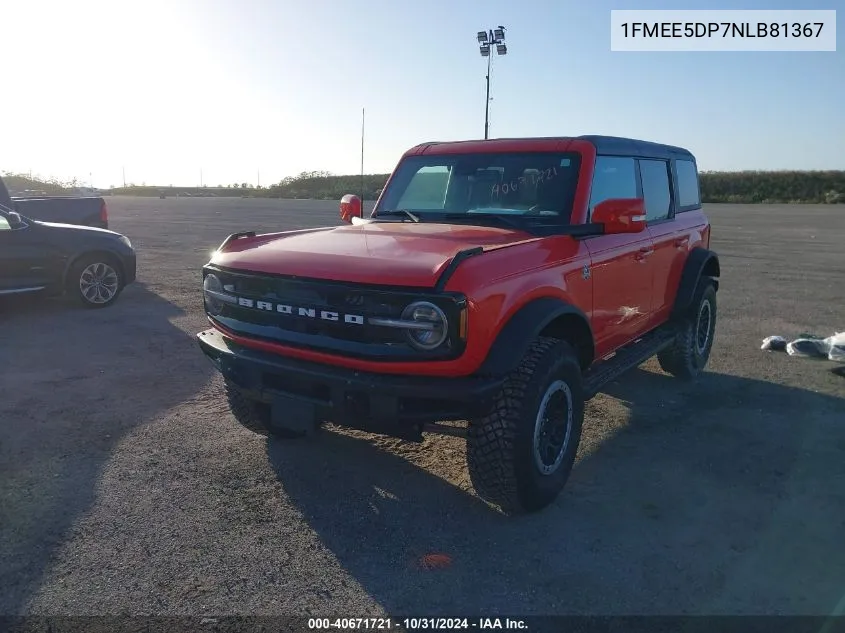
[
  {"x1": 467, "y1": 337, "x2": 585, "y2": 514},
  {"x1": 224, "y1": 379, "x2": 306, "y2": 439},
  {"x1": 68, "y1": 254, "x2": 124, "y2": 308},
  {"x1": 658, "y1": 279, "x2": 717, "y2": 380}
]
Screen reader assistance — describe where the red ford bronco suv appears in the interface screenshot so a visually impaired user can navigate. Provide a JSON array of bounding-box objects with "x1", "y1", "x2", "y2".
[{"x1": 197, "y1": 135, "x2": 720, "y2": 514}]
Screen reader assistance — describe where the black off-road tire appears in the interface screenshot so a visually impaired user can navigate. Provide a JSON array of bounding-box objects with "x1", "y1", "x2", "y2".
[
  {"x1": 467, "y1": 337, "x2": 585, "y2": 515},
  {"x1": 224, "y1": 379, "x2": 306, "y2": 439},
  {"x1": 658, "y1": 280, "x2": 717, "y2": 380},
  {"x1": 67, "y1": 253, "x2": 124, "y2": 309}
]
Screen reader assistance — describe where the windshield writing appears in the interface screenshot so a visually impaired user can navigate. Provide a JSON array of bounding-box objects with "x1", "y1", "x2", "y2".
[
  {"x1": 376, "y1": 152, "x2": 581, "y2": 223},
  {"x1": 491, "y1": 166, "x2": 560, "y2": 199}
]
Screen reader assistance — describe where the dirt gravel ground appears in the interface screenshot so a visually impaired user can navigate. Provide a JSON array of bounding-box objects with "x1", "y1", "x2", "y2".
[{"x1": 1, "y1": 198, "x2": 844, "y2": 618}]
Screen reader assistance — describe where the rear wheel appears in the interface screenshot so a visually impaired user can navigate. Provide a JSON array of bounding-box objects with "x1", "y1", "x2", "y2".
[
  {"x1": 467, "y1": 338, "x2": 585, "y2": 514},
  {"x1": 68, "y1": 254, "x2": 124, "y2": 308},
  {"x1": 224, "y1": 379, "x2": 306, "y2": 439},
  {"x1": 658, "y1": 280, "x2": 717, "y2": 380}
]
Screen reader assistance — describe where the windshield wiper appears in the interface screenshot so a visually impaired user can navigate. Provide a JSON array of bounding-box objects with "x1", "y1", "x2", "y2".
[{"x1": 375, "y1": 209, "x2": 421, "y2": 223}]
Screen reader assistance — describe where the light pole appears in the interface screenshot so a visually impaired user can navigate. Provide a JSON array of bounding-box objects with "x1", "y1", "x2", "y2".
[{"x1": 477, "y1": 26, "x2": 507, "y2": 140}]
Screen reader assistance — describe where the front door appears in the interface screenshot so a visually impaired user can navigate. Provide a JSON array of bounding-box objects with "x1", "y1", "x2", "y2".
[
  {"x1": 0, "y1": 213, "x2": 60, "y2": 292},
  {"x1": 584, "y1": 156, "x2": 655, "y2": 358}
]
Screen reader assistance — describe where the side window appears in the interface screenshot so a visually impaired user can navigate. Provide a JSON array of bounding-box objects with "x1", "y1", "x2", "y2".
[
  {"x1": 588, "y1": 156, "x2": 637, "y2": 219},
  {"x1": 675, "y1": 159, "x2": 701, "y2": 209},
  {"x1": 396, "y1": 166, "x2": 450, "y2": 210},
  {"x1": 638, "y1": 159, "x2": 671, "y2": 222}
]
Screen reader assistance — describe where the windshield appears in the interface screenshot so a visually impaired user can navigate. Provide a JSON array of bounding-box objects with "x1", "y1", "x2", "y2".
[{"x1": 375, "y1": 152, "x2": 582, "y2": 224}]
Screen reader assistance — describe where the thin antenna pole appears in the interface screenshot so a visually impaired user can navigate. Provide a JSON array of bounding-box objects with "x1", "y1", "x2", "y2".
[
  {"x1": 360, "y1": 107, "x2": 365, "y2": 205},
  {"x1": 122, "y1": 166, "x2": 126, "y2": 187}
]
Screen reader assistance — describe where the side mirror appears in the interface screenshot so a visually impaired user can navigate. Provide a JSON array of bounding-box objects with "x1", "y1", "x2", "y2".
[
  {"x1": 592, "y1": 198, "x2": 646, "y2": 234},
  {"x1": 7, "y1": 211, "x2": 27, "y2": 229},
  {"x1": 339, "y1": 194, "x2": 362, "y2": 223}
]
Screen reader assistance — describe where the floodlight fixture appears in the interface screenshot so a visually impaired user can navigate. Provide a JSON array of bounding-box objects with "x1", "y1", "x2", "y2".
[{"x1": 476, "y1": 26, "x2": 509, "y2": 140}]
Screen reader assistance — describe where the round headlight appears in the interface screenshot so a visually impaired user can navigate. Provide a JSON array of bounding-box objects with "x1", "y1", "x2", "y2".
[
  {"x1": 203, "y1": 273, "x2": 224, "y2": 315},
  {"x1": 401, "y1": 301, "x2": 448, "y2": 350}
]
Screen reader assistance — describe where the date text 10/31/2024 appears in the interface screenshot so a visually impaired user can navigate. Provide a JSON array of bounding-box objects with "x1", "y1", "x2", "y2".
[{"x1": 307, "y1": 617, "x2": 529, "y2": 630}]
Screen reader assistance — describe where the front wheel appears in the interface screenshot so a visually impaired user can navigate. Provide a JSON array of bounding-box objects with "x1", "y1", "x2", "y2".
[
  {"x1": 658, "y1": 280, "x2": 717, "y2": 380},
  {"x1": 68, "y1": 254, "x2": 124, "y2": 308},
  {"x1": 467, "y1": 338, "x2": 585, "y2": 515}
]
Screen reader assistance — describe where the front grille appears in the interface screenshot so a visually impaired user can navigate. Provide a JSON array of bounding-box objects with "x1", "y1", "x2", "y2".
[{"x1": 206, "y1": 268, "x2": 465, "y2": 360}]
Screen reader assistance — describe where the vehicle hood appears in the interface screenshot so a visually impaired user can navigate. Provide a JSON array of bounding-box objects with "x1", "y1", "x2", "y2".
[
  {"x1": 34, "y1": 219, "x2": 121, "y2": 237},
  {"x1": 210, "y1": 222, "x2": 538, "y2": 286}
]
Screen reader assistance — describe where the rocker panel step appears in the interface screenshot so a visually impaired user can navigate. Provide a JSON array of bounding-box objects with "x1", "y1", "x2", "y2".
[{"x1": 582, "y1": 326, "x2": 677, "y2": 400}]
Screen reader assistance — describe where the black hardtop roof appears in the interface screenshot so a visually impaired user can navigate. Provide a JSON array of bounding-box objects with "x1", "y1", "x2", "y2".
[
  {"x1": 416, "y1": 135, "x2": 696, "y2": 162},
  {"x1": 577, "y1": 135, "x2": 695, "y2": 161}
]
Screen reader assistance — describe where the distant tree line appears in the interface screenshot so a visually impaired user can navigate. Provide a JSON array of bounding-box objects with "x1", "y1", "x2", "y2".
[
  {"x1": 2, "y1": 172, "x2": 79, "y2": 196},
  {"x1": 699, "y1": 170, "x2": 845, "y2": 204},
  {"x1": 101, "y1": 171, "x2": 391, "y2": 201},
  {"x1": 5, "y1": 169, "x2": 845, "y2": 204}
]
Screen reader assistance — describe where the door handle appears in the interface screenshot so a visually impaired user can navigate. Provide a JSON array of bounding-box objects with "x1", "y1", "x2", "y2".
[
  {"x1": 635, "y1": 247, "x2": 654, "y2": 261},
  {"x1": 674, "y1": 237, "x2": 689, "y2": 248}
]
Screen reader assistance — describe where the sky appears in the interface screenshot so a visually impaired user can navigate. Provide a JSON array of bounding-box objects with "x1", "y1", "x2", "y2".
[{"x1": 2, "y1": 0, "x2": 842, "y2": 188}]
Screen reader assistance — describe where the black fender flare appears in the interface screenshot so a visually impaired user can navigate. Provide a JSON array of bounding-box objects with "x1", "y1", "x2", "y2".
[
  {"x1": 477, "y1": 297, "x2": 595, "y2": 377},
  {"x1": 671, "y1": 247, "x2": 720, "y2": 319}
]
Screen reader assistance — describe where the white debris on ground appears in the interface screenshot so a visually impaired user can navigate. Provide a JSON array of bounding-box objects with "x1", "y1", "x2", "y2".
[{"x1": 762, "y1": 332, "x2": 845, "y2": 362}]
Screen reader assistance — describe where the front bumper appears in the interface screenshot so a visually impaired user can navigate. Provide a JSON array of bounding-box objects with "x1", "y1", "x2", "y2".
[
  {"x1": 122, "y1": 250, "x2": 137, "y2": 285},
  {"x1": 197, "y1": 328, "x2": 503, "y2": 440}
]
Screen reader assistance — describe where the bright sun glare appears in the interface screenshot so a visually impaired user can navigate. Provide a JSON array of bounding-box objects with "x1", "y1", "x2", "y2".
[{"x1": 4, "y1": 0, "x2": 286, "y2": 187}]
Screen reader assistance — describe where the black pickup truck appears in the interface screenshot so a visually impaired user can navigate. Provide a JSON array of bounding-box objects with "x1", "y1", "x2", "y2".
[{"x1": 0, "y1": 175, "x2": 109, "y2": 229}]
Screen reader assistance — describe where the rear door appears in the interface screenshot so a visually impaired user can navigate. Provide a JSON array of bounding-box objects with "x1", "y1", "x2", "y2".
[
  {"x1": 583, "y1": 156, "x2": 655, "y2": 358},
  {"x1": 644, "y1": 157, "x2": 708, "y2": 327},
  {"x1": 638, "y1": 158, "x2": 679, "y2": 327}
]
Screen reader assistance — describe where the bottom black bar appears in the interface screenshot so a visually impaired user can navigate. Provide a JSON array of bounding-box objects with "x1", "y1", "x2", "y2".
[{"x1": 2, "y1": 616, "x2": 845, "y2": 633}]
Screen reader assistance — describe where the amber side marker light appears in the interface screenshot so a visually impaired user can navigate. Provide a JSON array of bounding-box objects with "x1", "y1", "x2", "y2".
[{"x1": 459, "y1": 308, "x2": 468, "y2": 340}]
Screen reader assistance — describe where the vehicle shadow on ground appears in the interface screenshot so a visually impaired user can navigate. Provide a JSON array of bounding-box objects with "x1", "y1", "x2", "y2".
[
  {"x1": 0, "y1": 283, "x2": 214, "y2": 615},
  {"x1": 267, "y1": 366, "x2": 845, "y2": 615}
]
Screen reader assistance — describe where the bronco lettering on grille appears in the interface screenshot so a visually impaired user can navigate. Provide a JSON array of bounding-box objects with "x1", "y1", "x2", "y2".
[{"x1": 236, "y1": 296, "x2": 365, "y2": 325}]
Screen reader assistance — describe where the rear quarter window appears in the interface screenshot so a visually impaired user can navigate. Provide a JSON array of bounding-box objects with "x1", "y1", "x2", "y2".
[{"x1": 675, "y1": 159, "x2": 701, "y2": 210}]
